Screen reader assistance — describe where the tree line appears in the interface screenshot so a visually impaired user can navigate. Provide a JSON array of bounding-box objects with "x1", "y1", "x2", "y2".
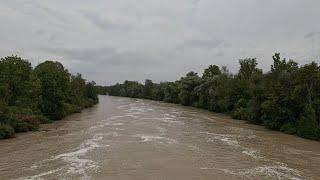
[
  {"x1": 0, "y1": 56, "x2": 99, "y2": 139},
  {"x1": 105, "y1": 53, "x2": 320, "y2": 140}
]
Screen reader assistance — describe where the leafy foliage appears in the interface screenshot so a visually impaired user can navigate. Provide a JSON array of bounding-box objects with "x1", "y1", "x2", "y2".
[
  {"x1": 106, "y1": 53, "x2": 320, "y2": 140},
  {"x1": 0, "y1": 56, "x2": 98, "y2": 139}
]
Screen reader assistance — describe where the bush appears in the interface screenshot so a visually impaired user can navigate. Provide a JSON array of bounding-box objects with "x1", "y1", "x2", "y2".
[
  {"x1": 0, "y1": 124, "x2": 15, "y2": 139},
  {"x1": 232, "y1": 107, "x2": 249, "y2": 120},
  {"x1": 20, "y1": 115, "x2": 40, "y2": 131},
  {"x1": 11, "y1": 119, "x2": 29, "y2": 132},
  {"x1": 296, "y1": 105, "x2": 320, "y2": 140},
  {"x1": 36, "y1": 115, "x2": 52, "y2": 124},
  {"x1": 9, "y1": 115, "x2": 40, "y2": 132},
  {"x1": 0, "y1": 56, "x2": 99, "y2": 139},
  {"x1": 232, "y1": 99, "x2": 249, "y2": 120},
  {"x1": 280, "y1": 123, "x2": 297, "y2": 135},
  {"x1": 83, "y1": 99, "x2": 97, "y2": 108}
]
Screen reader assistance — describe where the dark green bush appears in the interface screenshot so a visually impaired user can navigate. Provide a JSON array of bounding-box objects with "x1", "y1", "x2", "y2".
[
  {"x1": 296, "y1": 105, "x2": 320, "y2": 140},
  {"x1": 232, "y1": 107, "x2": 249, "y2": 120},
  {"x1": 0, "y1": 56, "x2": 99, "y2": 139},
  {"x1": 280, "y1": 123, "x2": 297, "y2": 135},
  {"x1": 36, "y1": 115, "x2": 52, "y2": 124},
  {"x1": 11, "y1": 119, "x2": 29, "y2": 132},
  {"x1": 0, "y1": 124, "x2": 15, "y2": 139}
]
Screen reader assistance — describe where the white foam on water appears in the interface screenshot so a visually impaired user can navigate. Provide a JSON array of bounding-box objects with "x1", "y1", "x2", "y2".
[
  {"x1": 188, "y1": 145, "x2": 202, "y2": 154},
  {"x1": 202, "y1": 132, "x2": 265, "y2": 160},
  {"x1": 112, "y1": 122, "x2": 123, "y2": 126},
  {"x1": 106, "y1": 115, "x2": 128, "y2": 120},
  {"x1": 50, "y1": 134, "x2": 104, "y2": 175},
  {"x1": 117, "y1": 104, "x2": 130, "y2": 109},
  {"x1": 127, "y1": 107, "x2": 146, "y2": 113},
  {"x1": 30, "y1": 165, "x2": 39, "y2": 170},
  {"x1": 161, "y1": 118, "x2": 184, "y2": 125},
  {"x1": 104, "y1": 131, "x2": 120, "y2": 137},
  {"x1": 200, "y1": 167, "x2": 214, "y2": 170},
  {"x1": 247, "y1": 135, "x2": 257, "y2": 139},
  {"x1": 201, "y1": 163, "x2": 306, "y2": 180},
  {"x1": 201, "y1": 131, "x2": 306, "y2": 179},
  {"x1": 139, "y1": 117, "x2": 184, "y2": 125},
  {"x1": 241, "y1": 149, "x2": 262, "y2": 159},
  {"x1": 170, "y1": 111, "x2": 182, "y2": 115},
  {"x1": 106, "y1": 114, "x2": 139, "y2": 121},
  {"x1": 89, "y1": 123, "x2": 107, "y2": 130},
  {"x1": 89, "y1": 121, "x2": 124, "y2": 131},
  {"x1": 163, "y1": 113, "x2": 177, "y2": 118},
  {"x1": 140, "y1": 117, "x2": 164, "y2": 120},
  {"x1": 205, "y1": 133, "x2": 240, "y2": 147},
  {"x1": 15, "y1": 168, "x2": 64, "y2": 180},
  {"x1": 127, "y1": 112, "x2": 143, "y2": 116},
  {"x1": 157, "y1": 126, "x2": 167, "y2": 135},
  {"x1": 135, "y1": 134, "x2": 177, "y2": 144},
  {"x1": 16, "y1": 134, "x2": 107, "y2": 180},
  {"x1": 89, "y1": 115, "x2": 136, "y2": 131}
]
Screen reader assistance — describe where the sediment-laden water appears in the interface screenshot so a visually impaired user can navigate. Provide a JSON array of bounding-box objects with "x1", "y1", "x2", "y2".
[{"x1": 0, "y1": 96, "x2": 320, "y2": 180}]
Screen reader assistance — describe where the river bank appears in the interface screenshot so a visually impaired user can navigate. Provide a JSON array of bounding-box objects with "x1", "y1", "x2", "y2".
[
  {"x1": 106, "y1": 56, "x2": 320, "y2": 141},
  {"x1": 0, "y1": 56, "x2": 99, "y2": 139},
  {"x1": 1, "y1": 96, "x2": 320, "y2": 179}
]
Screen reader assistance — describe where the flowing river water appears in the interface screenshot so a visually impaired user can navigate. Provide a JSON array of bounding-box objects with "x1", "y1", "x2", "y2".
[{"x1": 1, "y1": 96, "x2": 320, "y2": 180}]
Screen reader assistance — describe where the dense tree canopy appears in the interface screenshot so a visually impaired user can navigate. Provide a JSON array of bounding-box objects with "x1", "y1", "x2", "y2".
[
  {"x1": 0, "y1": 56, "x2": 33, "y2": 106},
  {"x1": 0, "y1": 56, "x2": 98, "y2": 139},
  {"x1": 106, "y1": 53, "x2": 320, "y2": 140},
  {"x1": 35, "y1": 61, "x2": 71, "y2": 120}
]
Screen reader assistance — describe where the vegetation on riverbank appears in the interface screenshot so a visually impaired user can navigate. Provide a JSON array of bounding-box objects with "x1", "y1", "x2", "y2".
[
  {"x1": 105, "y1": 53, "x2": 320, "y2": 140},
  {"x1": 0, "y1": 56, "x2": 99, "y2": 139}
]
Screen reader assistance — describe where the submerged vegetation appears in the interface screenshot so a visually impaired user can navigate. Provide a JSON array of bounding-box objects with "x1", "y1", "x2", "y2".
[
  {"x1": 0, "y1": 56, "x2": 99, "y2": 139},
  {"x1": 106, "y1": 53, "x2": 320, "y2": 140}
]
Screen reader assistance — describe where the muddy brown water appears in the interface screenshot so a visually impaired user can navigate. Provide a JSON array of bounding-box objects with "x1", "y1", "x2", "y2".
[{"x1": 0, "y1": 96, "x2": 320, "y2": 180}]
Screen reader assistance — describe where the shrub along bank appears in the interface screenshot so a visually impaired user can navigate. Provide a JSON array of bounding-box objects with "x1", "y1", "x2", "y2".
[{"x1": 0, "y1": 56, "x2": 98, "y2": 139}]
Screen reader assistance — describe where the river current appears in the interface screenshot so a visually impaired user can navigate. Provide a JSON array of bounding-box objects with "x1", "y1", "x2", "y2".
[{"x1": 0, "y1": 96, "x2": 320, "y2": 180}]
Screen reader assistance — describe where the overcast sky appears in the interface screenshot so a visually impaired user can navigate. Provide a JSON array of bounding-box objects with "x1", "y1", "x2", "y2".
[{"x1": 0, "y1": 0, "x2": 319, "y2": 85}]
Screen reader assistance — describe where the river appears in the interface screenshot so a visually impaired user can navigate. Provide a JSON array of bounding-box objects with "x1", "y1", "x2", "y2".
[{"x1": 0, "y1": 96, "x2": 320, "y2": 180}]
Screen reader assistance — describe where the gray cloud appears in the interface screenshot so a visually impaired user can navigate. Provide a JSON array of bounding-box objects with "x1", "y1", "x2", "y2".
[
  {"x1": 185, "y1": 39, "x2": 225, "y2": 49},
  {"x1": 42, "y1": 47, "x2": 117, "y2": 63},
  {"x1": 42, "y1": 46, "x2": 162, "y2": 68},
  {"x1": 0, "y1": 0, "x2": 319, "y2": 85},
  {"x1": 305, "y1": 32, "x2": 320, "y2": 39},
  {"x1": 79, "y1": 11, "x2": 132, "y2": 31}
]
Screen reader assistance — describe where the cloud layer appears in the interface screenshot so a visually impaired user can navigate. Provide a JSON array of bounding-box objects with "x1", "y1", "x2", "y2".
[{"x1": 0, "y1": 0, "x2": 319, "y2": 84}]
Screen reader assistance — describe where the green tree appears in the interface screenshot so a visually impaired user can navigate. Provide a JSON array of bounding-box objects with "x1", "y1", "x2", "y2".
[
  {"x1": 203, "y1": 65, "x2": 221, "y2": 79},
  {"x1": 34, "y1": 61, "x2": 70, "y2": 120},
  {"x1": 106, "y1": 53, "x2": 320, "y2": 140},
  {"x1": 297, "y1": 105, "x2": 319, "y2": 140},
  {"x1": 85, "y1": 81, "x2": 99, "y2": 104},
  {"x1": 178, "y1": 72, "x2": 201, "y2": 106},
  {"x1": 143, "y1": 79, "x2": 154, "y2": 99},
  {"x1": 163, "y1": 82, "x2": 180, "y2": 103},
  {"x1": 238, "y1": 58, "x2": 261, "y2": 80},
  {"x1": 261, "y1": 54, "x2": 300, "y2": 130},
  {"x1": 0, "y1": 56, "x2": 33, "y2": 106},
  {"x1": 196, "y1": 65, "x2": 222, "y2": 109},
  {"x1": 152, "y1": 82, "x2": 166, "y2": 101},
  {"x1": 232, "y1": 58, "x2": 263, "y2": 120},
  {"x1": 0, "y1": 56, "x2": 98, "y2": 139},
  {"x1": 68, "y1": 73, "x2": 86, "y2": 106}
]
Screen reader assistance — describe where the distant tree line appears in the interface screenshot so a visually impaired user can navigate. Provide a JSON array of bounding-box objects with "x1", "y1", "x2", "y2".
[
  {"x1": 0, "y1": 56, "x2": 99, "y2": 139},
  {"x1": 106, "y1": 53, "x2": 320, "y2": 140}
]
